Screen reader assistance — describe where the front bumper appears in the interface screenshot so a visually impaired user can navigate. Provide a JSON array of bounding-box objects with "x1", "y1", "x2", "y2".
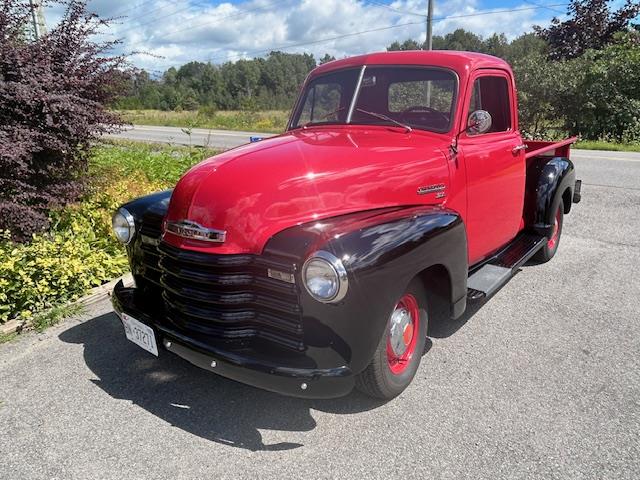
[{"x1": 111, "y1": 280, "x2": 355, "y2": 398}]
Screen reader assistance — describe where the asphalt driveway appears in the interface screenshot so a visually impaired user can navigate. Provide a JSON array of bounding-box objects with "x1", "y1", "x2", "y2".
[{"x1": 1, "y1": 150, "x2": 639, "y2": 479}]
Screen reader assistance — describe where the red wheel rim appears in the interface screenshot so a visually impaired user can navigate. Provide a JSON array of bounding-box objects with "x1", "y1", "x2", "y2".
[
  {"x1": 547, "y1": 208, "x2": 561, "y2": 250},
  {"x1": 386, "y1": 294, "x2": 420, "y2": 375}
]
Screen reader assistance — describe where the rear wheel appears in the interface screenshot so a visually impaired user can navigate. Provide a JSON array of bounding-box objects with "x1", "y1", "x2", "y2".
[
  {"x1": 356, "y1": 281, "x2": 428, "y2": 400},
  {"x1": 534, "y1": 200, "x2": 564, "y2": 263}
]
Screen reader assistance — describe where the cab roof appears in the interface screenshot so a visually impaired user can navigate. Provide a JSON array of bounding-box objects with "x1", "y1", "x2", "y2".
[{"x1": 311, "y1": 50, "x2": 512, "y2": 77}]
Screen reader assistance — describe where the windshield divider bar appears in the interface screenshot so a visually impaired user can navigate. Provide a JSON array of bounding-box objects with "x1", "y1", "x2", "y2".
[{"x1": 346, "y1": 65, "x2": 366, "y2": 123}]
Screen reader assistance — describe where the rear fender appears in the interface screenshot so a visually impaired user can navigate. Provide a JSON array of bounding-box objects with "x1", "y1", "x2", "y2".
[
  {"x1": 264, "y1": 206, "x2": 468, "y2": 373},
  {"x1": 532, "y1": 157, "x2": 575, "y2": 237}
]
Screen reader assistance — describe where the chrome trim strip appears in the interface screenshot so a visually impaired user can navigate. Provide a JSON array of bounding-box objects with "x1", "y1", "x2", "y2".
[
  {"x1": 267, "y1": 268, "x2": 296, "y2": 284},
  {"x1": 346, "y1": 65, "x2": 366, "y2": 123}
]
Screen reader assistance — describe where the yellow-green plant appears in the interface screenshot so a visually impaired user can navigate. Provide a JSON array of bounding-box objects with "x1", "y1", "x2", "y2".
[{"x1": 0, "y1": 141, "x2": 211, "y2": 326}]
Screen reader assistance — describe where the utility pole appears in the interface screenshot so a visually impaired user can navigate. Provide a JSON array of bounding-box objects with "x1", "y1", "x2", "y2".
[
  {"x1": 425, "y1": 0, "x2": 435, "y2": 105},
  {"x1": 426, "y1": 0, "x2": 434, "y2": 50},
  {"x1": 28, "y1": 0, "x2": 47, "y2": 41}
]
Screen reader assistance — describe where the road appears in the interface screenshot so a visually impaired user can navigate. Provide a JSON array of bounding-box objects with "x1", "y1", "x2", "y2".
[
  {"x1": 1, "y1": 148, "x2": 640, "y2": 479},
  {"x1": 107, "y1": 124, "x2": 275, "y2": 149}
]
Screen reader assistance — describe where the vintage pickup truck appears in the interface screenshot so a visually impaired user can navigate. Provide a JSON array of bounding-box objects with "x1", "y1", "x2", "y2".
[{"x1": 111, "y1": 51, "x2": 581, "y2": 399}]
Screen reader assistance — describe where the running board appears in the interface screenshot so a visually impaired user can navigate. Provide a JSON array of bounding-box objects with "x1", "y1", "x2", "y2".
[{"x1": 467, "y1": 233, "x2": 547, "y2": 300}]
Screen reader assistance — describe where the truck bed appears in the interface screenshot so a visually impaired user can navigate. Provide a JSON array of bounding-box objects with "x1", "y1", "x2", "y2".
[{"x1": 524, "y1": 137, "x2": 578, "y2": 160}]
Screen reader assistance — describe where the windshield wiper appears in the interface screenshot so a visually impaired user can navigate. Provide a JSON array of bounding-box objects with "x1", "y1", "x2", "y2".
[
  {"x1": 301, "y1": 106, "x2": 347, "y2": 129},
  {"x1": 355, "y1": 108, "x2": 412, "y2": 133}
]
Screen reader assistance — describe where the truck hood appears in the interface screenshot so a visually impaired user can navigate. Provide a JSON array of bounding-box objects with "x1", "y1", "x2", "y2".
[{"x1": 163, "y1": 127, "x2": 451, "y2": 254}]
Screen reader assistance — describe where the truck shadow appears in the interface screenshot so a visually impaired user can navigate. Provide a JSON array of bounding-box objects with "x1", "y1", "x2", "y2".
[{"x1": 58, "y1": 312, "x2": 385, "y2": 452}]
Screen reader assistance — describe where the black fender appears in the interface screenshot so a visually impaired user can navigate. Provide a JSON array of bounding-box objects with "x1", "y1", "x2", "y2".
[
  {"x1": 264, "y1": 205, "x2": 468, "y2": 374},
  {"x1": 119, "y1": 190, "x2": 172, "y2": 282},
  {"x1": 120, "y1": 189, "x2": 173, "y2": 232},
  {"x1": 532, "y1": 157, "x2": 576, "y2": 237}
]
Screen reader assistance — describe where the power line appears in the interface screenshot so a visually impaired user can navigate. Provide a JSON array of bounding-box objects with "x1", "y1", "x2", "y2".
[
  {"x1": 366, "y1": 1, "x2": 426, "y2": 18},
  {"x1": 521, "y1": 0, "x2": 566, "y2": 15},
  {"x1": 144, "y1": 2, "x2": 569, "y2": 70},
  {"x1": 435, "y1": 4, "x2": 568, "y2": 22},
  {"x1": 203, "y1": 3, "x2": 569, "y2": 63},
  {"x1": 116, "y1": 0, "x2": 226, "y2": 35},
  {"x1": 108, "y1": 0, "x2": 159, "y2": 18},
  {"x1": 153, "y1": 0, "x2": 292, "y2": 39}
]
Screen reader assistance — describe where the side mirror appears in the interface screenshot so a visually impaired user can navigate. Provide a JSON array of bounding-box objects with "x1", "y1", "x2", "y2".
[{"x1": 467, "y1": 110, "x2": 492, "y2": 135}]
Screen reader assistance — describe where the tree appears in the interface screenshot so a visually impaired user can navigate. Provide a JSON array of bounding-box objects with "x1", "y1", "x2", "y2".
[
  {"x1": 553, "y1": 31, "x2": 640, "y2": 141},
  {"x1": 319, "y1": 53, "x2": 336, "y2": 64},
  {"x1": 0, "y1": 0, "x2": 128, "y2": 241},
  {"x1": 387, "y1": 39, "x2": 422, "y2": 51},
  {"x1": 535, "y1": 0, "x2": 640, "y2": 59},
  {"x1": 116, "y1": 51, "x2": 317, "y2": 112},
  {"x1": 432, "y1": 29, "x2": 484, "y2": 52}
]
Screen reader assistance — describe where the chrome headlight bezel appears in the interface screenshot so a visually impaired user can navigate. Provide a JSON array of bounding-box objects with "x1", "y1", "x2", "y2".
[
  {"x1": 112, "y1": 207, "x2": 136, "y2": 245},
  {"x1": 302, "y1": 250, "x2": 349, "y2": 303}
]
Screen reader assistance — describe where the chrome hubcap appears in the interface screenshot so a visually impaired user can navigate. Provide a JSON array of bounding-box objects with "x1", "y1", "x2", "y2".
[{"x1": 389, "y1": 307, "x2": 413, "y2": 356}]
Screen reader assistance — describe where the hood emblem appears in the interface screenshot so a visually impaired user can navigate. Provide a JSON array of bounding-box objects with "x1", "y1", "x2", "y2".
[
  {"x1": 165, "y1": 220, "x2": 227, "y2": 243},
  {"x1": 417, "y1": 184, "x2": 446, "y2": 196}
]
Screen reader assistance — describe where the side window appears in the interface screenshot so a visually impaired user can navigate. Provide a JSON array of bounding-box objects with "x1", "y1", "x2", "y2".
[
  {"x1": 468, "y1": 76, "x2": 511, "y2": 134},
  {"x1": 298, "y1": 83, "x2": 343, "y2": 124}
]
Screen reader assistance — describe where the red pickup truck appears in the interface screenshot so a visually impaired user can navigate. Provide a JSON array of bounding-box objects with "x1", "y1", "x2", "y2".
[{"x1": 111, "y1": 51, "x2": 581, "y2": 400}]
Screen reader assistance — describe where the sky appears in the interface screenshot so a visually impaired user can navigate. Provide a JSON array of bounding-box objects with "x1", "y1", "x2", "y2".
[{"x1": 42, "y1": 0, "x2": 574, "y2": 73}]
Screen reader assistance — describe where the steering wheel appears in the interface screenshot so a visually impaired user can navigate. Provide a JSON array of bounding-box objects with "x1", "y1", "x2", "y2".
[{"x1": 400, "y1": 106, "x2": 449, "y2": 124}]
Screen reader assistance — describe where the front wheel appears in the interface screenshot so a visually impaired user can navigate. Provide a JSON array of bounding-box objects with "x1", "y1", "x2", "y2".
[
  {"x1": 355, "y1": 282, "x2": 428, "y2": 399},
  {"x1": 534, "y1": 199, "x2": 564, "y2": 263}
]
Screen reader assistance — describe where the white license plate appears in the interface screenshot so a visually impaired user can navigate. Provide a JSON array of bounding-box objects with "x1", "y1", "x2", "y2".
[{"x1": 121, "y1": 313, "x2": 158, "y2": 356}]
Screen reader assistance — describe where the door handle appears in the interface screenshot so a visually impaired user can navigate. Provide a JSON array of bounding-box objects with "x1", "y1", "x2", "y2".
[{"x1": 512, "y1": 144, "x2": 527, "y2": 155}]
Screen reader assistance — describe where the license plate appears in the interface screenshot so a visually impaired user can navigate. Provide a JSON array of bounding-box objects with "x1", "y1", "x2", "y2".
[{"x1": 121, "y1": 313, "x2": 158, "y2": 356}]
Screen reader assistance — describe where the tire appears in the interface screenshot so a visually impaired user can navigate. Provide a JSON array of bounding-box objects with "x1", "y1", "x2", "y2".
[
  {"x1": 534, "y1": 199, "x2": 564, "y2": 263},
  {"x1": 356, "y1": 280, "x2": 428, "y2": 400}
]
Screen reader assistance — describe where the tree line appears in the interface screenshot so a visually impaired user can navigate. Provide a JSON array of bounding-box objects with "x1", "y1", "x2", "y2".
[{"x1": 116, "y1": 0, "x2": 640, "y2": 142}]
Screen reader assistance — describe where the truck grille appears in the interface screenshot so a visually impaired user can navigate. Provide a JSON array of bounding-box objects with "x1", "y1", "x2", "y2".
[
  {"x1": 153, "y1": 241, "x2": 304, "y2": 352},
  {"x1": 137, "y1": 210, "x2": 164, "y2": 286}
]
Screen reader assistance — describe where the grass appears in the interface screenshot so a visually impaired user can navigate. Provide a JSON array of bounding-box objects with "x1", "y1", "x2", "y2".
[
  {"x1": 116, "y1": 109, "x2": 289, "y2": 134},
  {"x1": 91, "y1": 140, "x2": 219, "y2": 186},
  {"x1": 0, "y1": 333, "x2": 17, "y2": 344},
  {"x1": 118, "y1": 110, "x2": 640, "y2": 152},
  {"x1": 30, "y1": 303, "x2": 83, "y2": 333},
  {"x1": 574, "y1": 140, "x2": 640, "y2": 152}
]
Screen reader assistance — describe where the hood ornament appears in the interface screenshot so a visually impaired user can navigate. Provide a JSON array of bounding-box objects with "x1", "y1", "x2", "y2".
[{"x1": 165, "y1": 220, "x2": 226, "y2": 243}]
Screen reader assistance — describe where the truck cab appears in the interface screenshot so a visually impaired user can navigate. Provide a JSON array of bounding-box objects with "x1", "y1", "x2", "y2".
[{"x1": 111, "y1": 51, "x2": 581, "y2": 400}]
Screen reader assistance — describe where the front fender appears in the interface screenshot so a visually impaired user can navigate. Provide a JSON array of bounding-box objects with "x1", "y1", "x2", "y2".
[
  {"x1": 533, "y1": 157, "x2": 575, "y2": 236},
  {"x1": 264, "y1": 206, "x2": 468, "y2": 374},
  {"x1": 119, "y1": 190, "x2": 172, "y2": 283}
]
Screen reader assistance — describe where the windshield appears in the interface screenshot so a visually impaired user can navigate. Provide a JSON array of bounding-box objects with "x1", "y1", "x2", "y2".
[{"x1": 290, "y1": 66, "x2": 457, "y2": 133}]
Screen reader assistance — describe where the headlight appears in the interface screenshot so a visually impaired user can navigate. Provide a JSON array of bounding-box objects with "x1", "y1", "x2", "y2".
[
  {"x1": 302, "y1": 251, "x2": 348, "y2": 303},
  {"x1": 112, "y1": 208, "x2": 135, "y2": 245}
]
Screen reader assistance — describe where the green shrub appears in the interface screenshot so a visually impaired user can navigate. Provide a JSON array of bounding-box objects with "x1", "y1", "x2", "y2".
[
  {"x1": 0, "y1": 141, "x2": 214, "y2": 326},
  {"x1": 0, "y1": 204, "x2": 128, "y2": 323}
]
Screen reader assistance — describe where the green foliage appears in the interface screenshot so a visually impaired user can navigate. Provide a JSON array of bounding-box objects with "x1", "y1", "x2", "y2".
[
  {"x1": 575, "y1": 140, "x2": 640, "y2": 152},
  {"x1": 0, "y1": 142, "x2": 211, "y2": 326},
  {"x1": 90, "y1": 141, "x2": 214, "y2": 186},
  {"x1": 115, "y1": 51, "x2": 318, "y2": 112},
  {"x1": 535, "y1": 0, "x2": 640, "y2": 60},
  {"x1": 0, "y1": 202, "x2": 128, "y2": 324},
  {"x1": 117, "y1": 109, "x2": 290, "y2": 133}
]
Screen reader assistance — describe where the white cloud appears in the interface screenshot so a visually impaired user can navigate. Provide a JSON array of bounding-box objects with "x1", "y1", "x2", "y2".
[{"x1": 42, "y1": 0, "x2": 561, "y2": 72}]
